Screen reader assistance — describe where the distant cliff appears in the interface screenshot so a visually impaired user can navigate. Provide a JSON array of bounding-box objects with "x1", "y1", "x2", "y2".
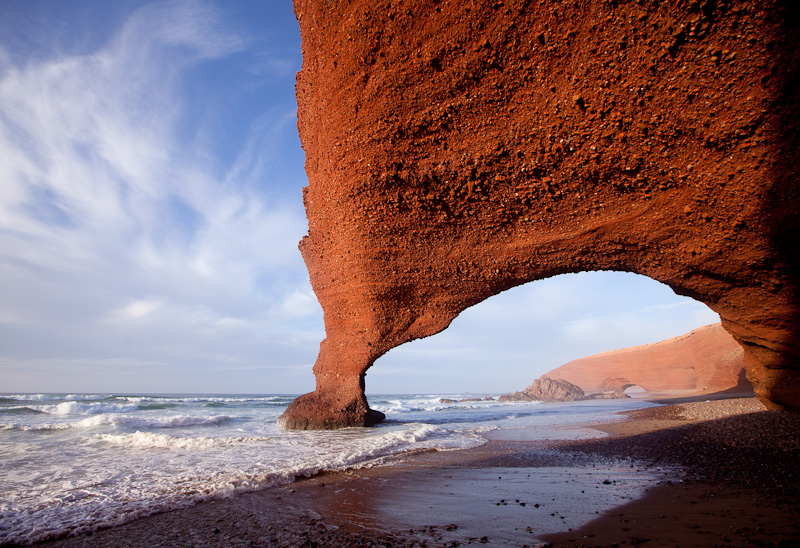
[{"x1": 546, "y1": 323, "x2": 750, "y2": 395}]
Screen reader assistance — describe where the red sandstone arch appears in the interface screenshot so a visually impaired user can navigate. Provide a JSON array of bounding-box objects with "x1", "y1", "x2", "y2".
[
  {"x1": 280, "y1": 0, "x2": 800, "y2": 429},
  {"x1": 622, "y1": 385, "x2": 646, "y2": 394},
  {"x1": 601, "y1": 377, "x2": 638, "y2": 394}
]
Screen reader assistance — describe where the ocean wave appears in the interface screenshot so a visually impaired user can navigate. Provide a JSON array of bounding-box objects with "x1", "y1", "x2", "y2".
[
  {"x1": 0, "y1": 419, "x2": 485, "y2": 545},
  {"x1": 3, "y1": 394, "x2": 58, "y2": 402},
  {"x1": 372, "y1": 397, "x2": 537, "y2": 415},
  {"x1": 372, "y1": 396, "x2": 452, "y2": 413},
  {"x1": 0, "y1": 396, "x2": 658, "y2": 546},
  {"x1": 0, "y1": 458, "x2": 289, "y2": 545},
  {"x1": 134, "y1": 414, "x2": 231, "y2": 429},
  {"x1": 3, "y1": 394, "x2": 109, "y2": 402},
  {"x1": 0, "y1": 414, "x2": 233, "y2": 432},
  {"x1": 64, "y1": 394, "x2": 110, "y2": 401},
  {"x1": 0, "y1": 406, "x2": 44, "y2": 415},
  {"x1": 118, "y1": 395, "x2": 288, "y2": 404},
  {"x1": 94, "y1": 430, "x2": 267, "y2": 450},
  {"x1": 79, "y1": 414, "x2": 232, "y2": 429},
  {"x1": 35, "y1": 401, "x2": 140, "y2": 416},
  {"x1": 136, "y1": 402, "x2": 179, "y2": 411},
  {"x1": 0, "y1": 421, "x2": 73, "y2": 432},
  {"x1": 305, "y1": 424, "x2": 447, "y2": 469}
]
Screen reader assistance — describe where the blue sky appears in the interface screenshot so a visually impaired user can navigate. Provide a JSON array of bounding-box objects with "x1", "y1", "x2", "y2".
[{"x1": 0, "y1": 0, "x2": 719, "y2": 395}]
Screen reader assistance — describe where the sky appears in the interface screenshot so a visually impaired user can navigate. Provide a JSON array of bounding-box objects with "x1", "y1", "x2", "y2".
[{"x1": 0, "y1": 0, "x2": 720, "y2": 396}]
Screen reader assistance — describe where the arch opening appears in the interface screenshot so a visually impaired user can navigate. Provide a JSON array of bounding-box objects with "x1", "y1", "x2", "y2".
[
  {"x1": 622, "y1": 385, "x2": 647, "y2": 396},
  {"x1": 366, "y1": 271, "x2": 736, "y2": 399}
]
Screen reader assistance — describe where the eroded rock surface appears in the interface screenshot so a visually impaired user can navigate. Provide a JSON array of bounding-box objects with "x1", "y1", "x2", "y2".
[
  {"x1": 548, "y1": 323, "x2": 750, "y2": 394},
  {"x1": 281, "y1": 0, "x2": 800, "y2": 429}
]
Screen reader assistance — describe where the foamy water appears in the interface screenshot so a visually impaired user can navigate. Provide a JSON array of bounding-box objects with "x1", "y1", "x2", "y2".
[{"x1": 0, "y1": 393, "x2": 654, "y2": 545}]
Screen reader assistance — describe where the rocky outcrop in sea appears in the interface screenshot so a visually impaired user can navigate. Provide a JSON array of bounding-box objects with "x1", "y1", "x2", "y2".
[{"x1": 499, "y1": 377, "x2": 586, "y2": 403}]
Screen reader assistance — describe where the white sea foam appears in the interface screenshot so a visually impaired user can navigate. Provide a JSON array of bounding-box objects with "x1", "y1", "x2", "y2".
[
  {"x1": 373, "y1": 397, "x2": 446, "y2": 413},
  {"x1": 0, "y1": 421, "x2": 69, "y2": 432},
  {"x1": 373, "y1": 396, "x2": 540, "y2": 415},
  {"x1": 77, "y1": 414, "x2": 232, "y2": 429},
  {"x1": 0, "y1": 394, "x2": 656, "y2": 546},
  {"x1": 120, "y1": 395, "x2": 285, "y2": 404},
  {"x1": 1, "y1": 422, "x2": 481, "y2": 544},
  {"x1": 0, "y1": 413, "x2": 233, "y2": 432},
  {"x1": 3, "y1": 394, "x2": 108, "y2": 402},
  {"x1": 36, "y1": 401, "x2": 140, "y2": 416},
  {"x1": 94, "y1": 431, "x2": 267, "y2": 450},
  {"x1": 64, "y1": 394, "x2": 110, "y2": 401},
  {"x1": 131, "y1": 414, "x2": 232, "y2": 428},
  {"x1": 4, "y1": 394, "x2": 55, "y2": 401}
]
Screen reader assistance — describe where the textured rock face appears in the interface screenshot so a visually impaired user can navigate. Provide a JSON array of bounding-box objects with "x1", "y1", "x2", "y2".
[
  {"x1": 499, "y1": 377, "x2": 586, "y2": 403},
  {"x1": 547, "y1": 323, "x2": 749, "y2": 394},
  {"x1": 281, "y1": 0, "x2": 800, "y2": 428}
]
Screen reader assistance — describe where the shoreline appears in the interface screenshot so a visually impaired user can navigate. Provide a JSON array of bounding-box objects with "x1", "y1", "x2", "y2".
[{"x1": 34, "y1": 394, "x2": 800, "y2": 548}]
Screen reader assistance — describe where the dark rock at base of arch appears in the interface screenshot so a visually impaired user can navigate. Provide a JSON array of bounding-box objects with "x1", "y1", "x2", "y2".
[
  {"x1": 278, "y1": 390, "x2": 385, "y2": 430},
  {"x1": 280, "y1": 0, "x2": 800, "y2": 429}
]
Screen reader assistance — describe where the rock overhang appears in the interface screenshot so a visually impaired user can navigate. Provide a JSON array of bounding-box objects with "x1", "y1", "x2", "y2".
[{"x1": 280, "y1": 0, "x2": 800, "y2": 429}]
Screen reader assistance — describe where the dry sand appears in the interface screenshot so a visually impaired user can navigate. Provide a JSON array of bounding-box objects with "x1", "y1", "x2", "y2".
[{"x1": 34, "y1": 395, "x2": 800, "y2": 548}]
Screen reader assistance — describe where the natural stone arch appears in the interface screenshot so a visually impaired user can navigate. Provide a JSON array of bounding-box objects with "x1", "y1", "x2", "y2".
[
  {"x1": 601, "y1": 377, "x2": 638, "y2": 394},
  {"x1": 280, "y1": 0, "x2": 800, "y2": 429},
  {"x1": 370, "y1": 270, "x2": 722, "y2": 393},
  {"x1": 622, "y1": 385, "x2": 647, "y2": 394}
]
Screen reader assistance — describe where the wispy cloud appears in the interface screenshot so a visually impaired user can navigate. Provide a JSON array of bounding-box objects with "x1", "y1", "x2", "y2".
[
  {"x1": 0, "y1": 1, "x2": 321, "y2": 392},
  {"x1": 641, "y1": 301, "x2": 694, "y2": 313}
]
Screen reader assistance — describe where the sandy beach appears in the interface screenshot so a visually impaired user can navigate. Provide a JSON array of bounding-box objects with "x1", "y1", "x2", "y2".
[{"x1": 34, "y1": 394, "x2": 800, "y2": 548}]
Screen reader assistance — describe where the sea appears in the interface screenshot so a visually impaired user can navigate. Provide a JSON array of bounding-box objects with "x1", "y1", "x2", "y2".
[{"x1": 0, "y1": 392, "x2": 656, "y2": 545}]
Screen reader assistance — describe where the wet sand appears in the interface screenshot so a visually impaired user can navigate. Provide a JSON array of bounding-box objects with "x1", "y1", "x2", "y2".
[
  {"x1": 542, "y1": 397, "x2": 800, "y2": 547},
  {"x1": 35, "y1": 395, "x2": 800, "y2": 548}
]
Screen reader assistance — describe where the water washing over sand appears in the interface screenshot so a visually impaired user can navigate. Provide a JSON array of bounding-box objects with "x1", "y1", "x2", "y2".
[{"x1": 0, "y1": 393, "x2": 655, "y2": 544}]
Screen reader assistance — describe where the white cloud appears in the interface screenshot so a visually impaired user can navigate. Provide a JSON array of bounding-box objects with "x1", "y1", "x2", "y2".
[
  {"x1": 641, "y1": 301, "x2": 693, "y2": 312},
  {"x1": 278, "y1": 288, "x2": 322, "y2": 319},
  {"x1": 0, "y1": 1, "x2": 320, "y2": 393},
  {"x1": 114, "y1": 299, "x2": 163, "y2": 320}
]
